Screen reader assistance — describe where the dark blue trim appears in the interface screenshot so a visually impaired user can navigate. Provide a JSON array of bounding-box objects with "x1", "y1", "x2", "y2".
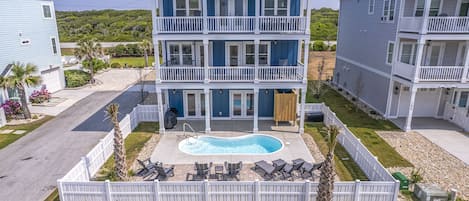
[
  {"x1": 259, "y1": 89, "x2": 274, "y2": 117},
  {"x1": 212, "y1": 89, "x2": 230, "y2": 117},
  {"x1": 168, "y1": 89, "x2": 184, "y2": 117}
]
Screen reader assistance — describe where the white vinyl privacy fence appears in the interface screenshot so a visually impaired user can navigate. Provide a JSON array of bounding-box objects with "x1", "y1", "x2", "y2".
[{"x1": 57, "y1": 103, "x2": 400, "y2": 201}]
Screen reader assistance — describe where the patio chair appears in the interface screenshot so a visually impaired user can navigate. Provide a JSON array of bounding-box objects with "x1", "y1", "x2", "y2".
[
  {"x1": 254, "y1": 160, "x2": 277, "y2": 179},
  {"x1": 272, "y1": 159, "x2": 287, "y2": 172},
  {"x1": 292, "y1": 158, "x2": 305, "y2": 171},
  {"x1": 300, "y1": 162, "x2": 323, "y2": 179},
  {"x1": 224, "y1": 161, "x2": 243, "y2": 181},
  {"x1": 193, "y1": 162, "x2": 212, "y2": 180},
  {"x1": 136, "y1": 158, "x2": 158, "y2": 178},
  {"x1": 151, "y1": 163, "x2": 175, "y2": 181},
  {"x1": 280, "y1": 164, "x2": 295, "y2": 181}
]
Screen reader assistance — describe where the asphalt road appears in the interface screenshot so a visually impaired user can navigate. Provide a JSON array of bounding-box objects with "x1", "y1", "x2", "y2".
[{"x1": 0, "y1": 90, "x2": 140, "y2": 201}]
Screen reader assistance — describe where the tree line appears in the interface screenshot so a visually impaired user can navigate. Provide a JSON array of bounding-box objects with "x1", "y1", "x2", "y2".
[{"x1": 56, "y1": 8, "x2": 338, "y2": 42}]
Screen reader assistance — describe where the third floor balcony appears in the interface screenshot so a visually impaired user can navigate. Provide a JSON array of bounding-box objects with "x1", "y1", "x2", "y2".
[
  {"x1": 399, "y1": 0, "x2": 469, "y2": 34},
  {"x1": 151, "y1": 0, "x2": 311, "y2": 34}
]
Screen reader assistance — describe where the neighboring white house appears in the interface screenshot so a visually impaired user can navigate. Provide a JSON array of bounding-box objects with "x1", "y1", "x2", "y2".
[
  {"x1": 151, "y1": 0, "x2": 312, "y2": 134},
  {"x1": 335, "y1": 0, "x2": 469, "y2": 131},
  {"x1": 0, "y1": 0, "x2": 65, "y2": 103}
]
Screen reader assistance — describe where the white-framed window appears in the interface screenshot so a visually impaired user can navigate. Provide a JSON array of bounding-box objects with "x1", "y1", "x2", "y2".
[
  {"x1": 263, "y1": 0, "x2": 289, "y2": 16},
  {"x1": 386, "y1": 41, "x2": 395, "y2": 65},
  {"x1": 414, "y1": 0, "x2": 441, "y2": 16},
  {"x1": 50, "y1": 37, "x2": 58, "y2": 55},
  {"x1": 458, "y1": 91, "x2": 469, "y2": 108},
  {"x1": 399, "y1": 42, "x2": 418, "y2": 65},
  {"x1": 382, "y1": 0, "x2": 396, "y2": 22},
  {"x1": 174, "y1": 0, "x2": 201, "y2": 16},
  {"x1": 168, "y1": 43, "x2": 194, "y2": 66},
  {"x1": 368, "y1": 0, "x2": 375, "y2": 14},
  {"x1": 42, "y1": 3, "x2": 53, "y2": 19},
  {"x1": 244, "y1": 42, "x2": 270, "y2": 66}
]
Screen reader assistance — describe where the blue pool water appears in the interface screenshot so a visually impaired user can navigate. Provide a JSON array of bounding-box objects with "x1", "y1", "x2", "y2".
[{"x1": 179, "y1": 134, "x2": 283, "y2": 155}]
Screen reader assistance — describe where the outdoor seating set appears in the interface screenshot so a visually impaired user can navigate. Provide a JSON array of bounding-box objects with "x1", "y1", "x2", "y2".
[
  {"x1": 254, "y1": 158, "x2": 323, "y2": 181},
  {"x1": 186, "y1": 161, "x2": 243, "y2": 181},
  {"x1": 135, "y1": 159, "x2": 175, "y2": 181}
]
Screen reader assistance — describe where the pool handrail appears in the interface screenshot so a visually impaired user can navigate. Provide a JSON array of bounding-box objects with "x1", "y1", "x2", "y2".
[{"x1": 182, "y1": 122, "x2": 197, "y2": 138}]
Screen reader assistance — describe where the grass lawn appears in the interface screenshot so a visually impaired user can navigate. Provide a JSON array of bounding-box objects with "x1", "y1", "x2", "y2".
[
  {"x1": 96, "y1": 122, "x2": 158, "y2": 181},
  {"x1": 307, "y1": 83, "x2": 413, "y2": 168},
  {"x1": 60, "y1": 48, "x2": 75, "y2": 56},
  {"x1": 110, "y1": 57, "x2": 155, "y2": 68},
  {"x1": 0, "y1": 116, "x2": 54, "y2": 150},
  {"x1": 305, "y1": 122, "x2": 368, "y2": 181}
]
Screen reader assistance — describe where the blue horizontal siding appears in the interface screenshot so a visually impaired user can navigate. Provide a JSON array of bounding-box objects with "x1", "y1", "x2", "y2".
[
  {"x1": 270, "y1": 40, "x2": 299, "y2": 66},
  {"x1": 259, "y1": 89, "x2": 274, "y2": 117},
  {"x1": 168, "y1": 89, "x2": 184, "y2": 117},
  {"x1": 212, "y1": 41, "x2": 226, "y2": 66},
  {"x1": 212, "y1": 89, "x2": 230, "y2": 117}
]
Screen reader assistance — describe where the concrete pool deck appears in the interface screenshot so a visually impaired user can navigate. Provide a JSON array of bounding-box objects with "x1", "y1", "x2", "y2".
[{"x1": 151, "y1": 131, "x2": 315, "y2": 165}]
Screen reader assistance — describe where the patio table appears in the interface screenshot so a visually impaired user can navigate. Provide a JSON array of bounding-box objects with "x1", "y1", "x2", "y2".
[{"x1": 214, "y1": 165, "x2": 224, "y2": 180}]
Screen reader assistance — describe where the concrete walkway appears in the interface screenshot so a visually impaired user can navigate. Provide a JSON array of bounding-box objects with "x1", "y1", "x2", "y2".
[{"x1": 392, "y1": 117, "x2": 469, "y2": 164}]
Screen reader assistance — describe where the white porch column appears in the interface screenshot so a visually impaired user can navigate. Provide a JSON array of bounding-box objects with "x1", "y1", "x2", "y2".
[
  {"x1": 203, "y1": 0, "x2": 208, "y2": 34},
  {"x1": 156, "y1": 88, "x2": 165, "y2": 134},
  {"x1": 405, "y1": 86, "x2": 418, "y2": 131},
  {"x1": 385, "y1": 37, "x2": 401, "y2": 117},
  {"x1": 413, "y1": 38, "x2": 426, "y2": 83},
  {"x1": 204, "y1": 88, "x2": 211, "y2": 133},
  {"x1": 421, "y1": 0, "x2": 431, "y2": 34},
  {"x1": 299, "y1": 87, "x2": 307, "y2": 134},
  {"x1": 462, "y1": 41, "x2": 469, "y2": 83},
  {"x1": 203, "y1": 39, "x2": 210, "y2": 83},
  {"x1": 305, "y1": 0, "x2": 311, "y2": 34},
  {"x1": 254, "y1": 88, "x2": 259, "y2": 132},
  {"x1": 303, "y1": 39, "x2": 310, "y2": 83},
  {"x1": 151, "y1": 0, "x2": 158, "y2": 34},
  {"x1": 255, "y1": 0, "x2": 260, "y2": 34},
  {"x1": 254, "y1": 39, "x2": 260, "y2": 83},
  {"x1": 154, "y1": 39, "x2": 161, "y2": 83}
]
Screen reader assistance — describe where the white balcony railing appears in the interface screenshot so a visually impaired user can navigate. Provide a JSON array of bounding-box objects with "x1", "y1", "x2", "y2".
[
  {"x1": 258, "y1": 66, "x2": 303, "y2": 81},
  {"x1": 207, "y1": 17, "x2": 255, "y2": 32},
  {"x1": 259, "y1": 16, "x2": 307, "y2": 32},
  {"x1": 159, "y1": 66, "x2": 304, "y2": 82},
  {"x1": 209, "y1": 67, "x2": 255, "y2": 81},
  {"x1": 155, "y1": 17, "x2": 203, "y2": 33},
  {"x1": 160, "y1": 67, "x2": 205, "y2": 81},
  {"x1": 399, "y1": 16, "x2": 469, "y2": 33},
  {"x1": 155, "y1": 16, "x2": 307, "y2": 33},
  {"x1": 418, "y1": 66, "x2": 465, "y2": 81}
]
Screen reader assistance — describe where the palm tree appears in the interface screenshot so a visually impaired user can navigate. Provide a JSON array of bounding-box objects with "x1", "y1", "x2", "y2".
[
  {"x1": 139, "y1": 39, "x2": 153, "y2": 68},
  {"x1": 316, "y1": 125, "x2": 340, "y2": 201},
  {"x1": 104, "y1": 103, "x2": 127, "y2": 181},
  {"x1": 75, "y1": 38, "x2": 102, "y2": 84},
  {"x1": 7, "y1": 62, "x2": 41, "y2": 119}
]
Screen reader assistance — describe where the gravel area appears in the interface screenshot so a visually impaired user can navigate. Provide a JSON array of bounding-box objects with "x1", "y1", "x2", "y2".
[
  {"x1": 378, "y1": 131, "x2": 469, "y2": 200},
  {"x1": 130, "y1": 133, "x2": 161, "y2": 178}
]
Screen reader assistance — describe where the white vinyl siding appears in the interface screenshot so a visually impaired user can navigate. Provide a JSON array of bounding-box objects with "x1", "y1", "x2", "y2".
[
  {"x1": 382, "y1": 0, "x2": 396, "y2": 22},
  {"x1": 386, "y1": 42, "x2": 394, "y2": 65},
  {"x1": 368, "y1": 0, "x2": 375, "y2": 14}
]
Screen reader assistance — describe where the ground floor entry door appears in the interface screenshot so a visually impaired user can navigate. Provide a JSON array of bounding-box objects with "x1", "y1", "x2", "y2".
[
  {"x1": 230, "y1": 90, "x2": 254, "y2": 118},
  {"x1": 184, "y1": 90, "x2": 206, "y2": 118}
]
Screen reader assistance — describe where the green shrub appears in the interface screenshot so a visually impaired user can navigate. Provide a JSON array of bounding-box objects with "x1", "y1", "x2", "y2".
[
  {"x1": 330, "y1": 44, "x2": 337, "y2": 51},
  {"x1": 111, "y1": 62, "x2": 122, "y2": 68},
  {"x1": 312, "y1": 40, "x2": 327, "y2": 51},
  {"x1": 82, "y1": 58, "x2": 108, "y2": 73},
  {"x1": 64, "y1": 70, "x2": 91, "y2": 88}
]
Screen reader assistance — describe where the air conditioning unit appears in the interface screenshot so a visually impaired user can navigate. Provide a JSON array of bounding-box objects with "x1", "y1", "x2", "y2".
[{"x1": 413, "y1": 183, "x2": 448, "y2": 201}]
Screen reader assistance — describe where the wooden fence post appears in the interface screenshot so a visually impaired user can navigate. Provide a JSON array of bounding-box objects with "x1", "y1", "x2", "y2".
[
  {"x1": 204, "y1": 180, "x2": 210, "y2": 201},
  {"x1": 153, "y1": 180, "x2": 160, "y2": 201},
  {"x1": 255, "y1": 179, "x2": 260, "y2": 201},
  {"x1": 305, "y1": 180, "x2": 311, "y2": 201},
  {"x1": 353, "y1": 180, "x2": 361, "y2": 201},
  {"x1": 81, "y1": 157, "x2": 91, "y2": 181},
  {"x1": 104, "y1": 180, "x2": 112, "y2": 201}
]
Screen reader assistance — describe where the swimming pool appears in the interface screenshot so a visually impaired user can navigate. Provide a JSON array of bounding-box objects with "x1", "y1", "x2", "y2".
[{"x1": 178, "y1": 134, "x2": 284, "y2": 155}]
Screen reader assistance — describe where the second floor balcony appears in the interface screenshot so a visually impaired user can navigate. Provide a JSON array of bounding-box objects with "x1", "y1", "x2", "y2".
[
  {"x1": 159, "y1": 65, "x2": 304, "y2": 82},
  {"x1": 154, "y1": 16, "x2": 308, "y2": 33}
]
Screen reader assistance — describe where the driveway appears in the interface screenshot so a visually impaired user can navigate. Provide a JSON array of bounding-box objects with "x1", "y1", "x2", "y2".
[
  {"x1": 0, "y1": 69, "x2": 153, "y2": 201},
  {"x1": 396, "y1": 118, "x2": 469, "y2": 165}
]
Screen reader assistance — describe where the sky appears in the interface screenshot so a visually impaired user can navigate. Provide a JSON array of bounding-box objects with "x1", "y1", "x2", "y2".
[{"x1": 54, "y1": 0, "x2": 339, "y2": 11}]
